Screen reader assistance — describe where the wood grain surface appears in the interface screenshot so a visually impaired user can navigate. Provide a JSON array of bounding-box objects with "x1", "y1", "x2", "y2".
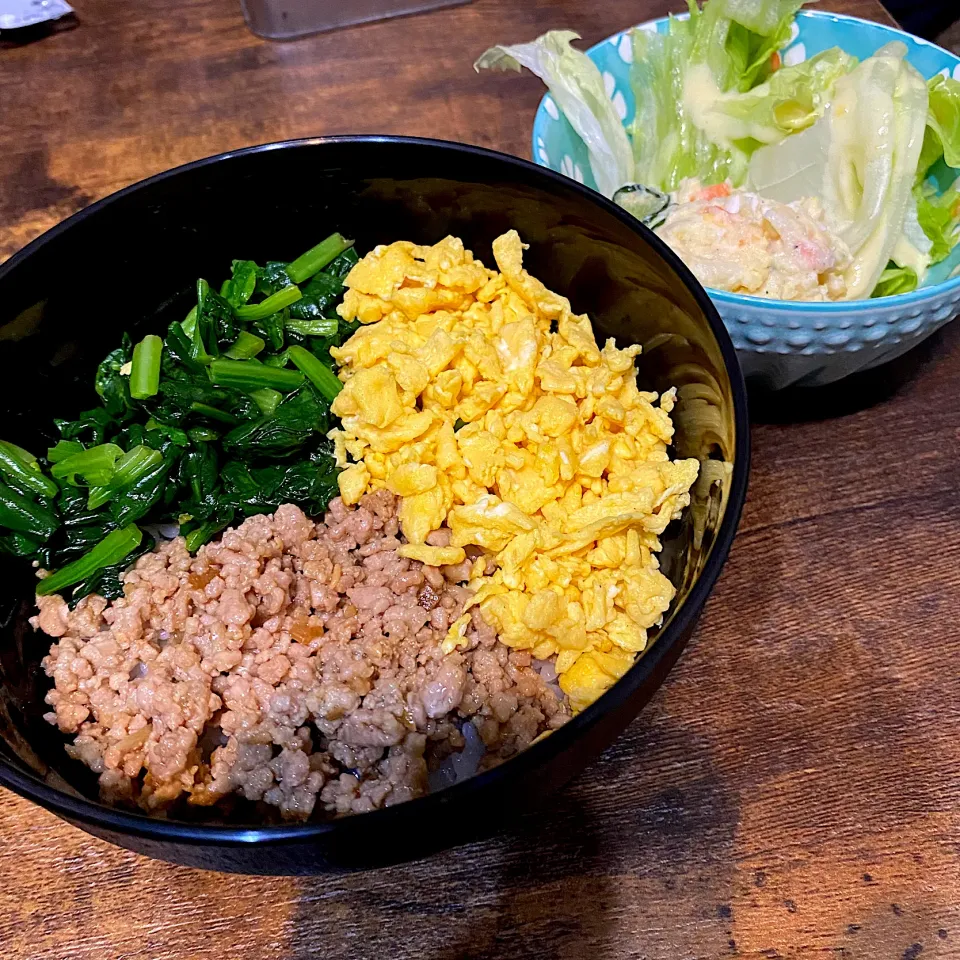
[{"x1": 4, "y1": 1, "x2": 960, "y2": 958}]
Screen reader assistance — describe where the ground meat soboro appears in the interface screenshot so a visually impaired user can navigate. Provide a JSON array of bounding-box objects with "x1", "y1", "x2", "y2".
[{"x1": 34, "y1": 492, "x2": 569, "y2": 820}]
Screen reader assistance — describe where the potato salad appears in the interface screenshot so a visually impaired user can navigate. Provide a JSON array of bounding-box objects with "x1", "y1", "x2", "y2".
[{"x1": 655, "y1": 179, "x2": 852, "y2": 301}]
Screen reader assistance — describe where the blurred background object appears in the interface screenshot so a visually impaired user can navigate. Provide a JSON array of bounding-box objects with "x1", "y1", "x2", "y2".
[
  {"x1": 937, "y1": 17, "x2": 960, "y2": 55},
  {"x1": 240, "y1": 0, "x2": 470, "y2": 39},
  {"x1": 882, "y1": 0, "x2": 958, "y2": 48}
]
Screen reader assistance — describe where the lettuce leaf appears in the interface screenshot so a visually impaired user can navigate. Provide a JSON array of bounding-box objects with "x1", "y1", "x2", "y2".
[
  {"x1": 630, "y1": 16, "x2": 745, "y2": 191},
  {"x1": 871, "y1": 264, "x2": 918, "y2": 297},
  {"x1": 915, "y1": 177, "x2": 960, "y2": 263},
  {"x1": 718, "y1": 0, "x2": 806, "y2": 38},
  {"x1": 891, "y1": 195, "x2": 934, "y2": 279},
  {"x1": 917, "y1": 74, "x2": 960, "y2": 179},
  {"x1": 629, "y1": 0, "x2": 811, "y2": 190},
  {"x1": 687, "y1": 0, "x2": 806, "y2": 93},
  {"x1": 697, "y1": 47, "x2": 856, "y2": 148},
  {"x1": 475, "y1": 31, "x2": 633, "y2": 198}
]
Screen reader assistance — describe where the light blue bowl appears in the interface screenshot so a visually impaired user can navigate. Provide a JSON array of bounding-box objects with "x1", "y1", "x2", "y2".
[{"x1": 532, "y1": 11, "x2": 960, "y2": 389}]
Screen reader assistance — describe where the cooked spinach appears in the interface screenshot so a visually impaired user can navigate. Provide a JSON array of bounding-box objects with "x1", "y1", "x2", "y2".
[{"x1": 1, "y1": 232, "x2": 355, "y2": 602}]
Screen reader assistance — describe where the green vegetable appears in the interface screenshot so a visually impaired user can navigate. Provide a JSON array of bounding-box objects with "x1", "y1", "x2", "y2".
[
  {"x1": 220, "y1": 451, "x2": 339, "y2": 518},
  {"x1": 909, "y1": 76, "x2": 960, "y2": 267},
  {"x1": 185, "y1": 513, "x2": 232, "y2": 552},
  {"x1": 130, "y1": 335, "x2": 163, "y2": 400},
  {"x1": 249, "y1": 388, "x2": 282, "y2": 416},
  {"x1": 87, "y1": 445, "x2": 163, "y2": 510},
  {"x1": 54, "y1": 408, "x2": 116, "y2": 447},
  {"x1": 288, "y1": 273, "x2": 346, "y2": 322},
  {"x1": 223, "y1": 387, "x2": 328, "y2": 458},
  {"x1": 110, "y1": 453, "x2": 174, "y2": 527},
  {"x1": 629, "y1": 15, "x2": 743, "y2": 192},
  {"x1": 476, "y1": 2, "x2": 819, "y2": 196},
  {"x1": 36, "y1": 524, "x2": 143, "y2": 597},
  {"x1": 0, "y1": 531, "x2": 45, "y2": 557},
  {"x1": 256, "y1": 261, "x2": 295, "y2": 297},
  {"x1": 50, "y1": 444, "x2": 124, "y2": 486},
  {"x1": 915, "y1": 179, "x2": 960, "y2": 264},
  {"x1": 256, "y1": 313, "x2": 286, "y2": 351},
  {"x1": 47, "y1": 440, "x2": 84, "y2": 463},
  {"x1": 145, "y1": 420, "x2": 190, "y2": 446},
  {"x1": 918, "y1": 74, "x2": 960, "y2": 179},
  {"x1": 285, "y1": 318, "x2": 340, "y2": 337},
  {"x1": 872, "y1": 264, "x2": 919, "y2": 297},
  {"x1": 695, "y1": 48, "x2": 855, "y2": 149},
  {"x1": 235, "y1": 284, "x2": 303, "y2": 321},
  {"x1": 286, "y1": 234, "x2": 354, "y2": 284},
  {"x1": 181, "y1": 305, "x2": 199, "y2": 340},
  {"x1": 225, "y1": 331, "x2": 266, "y2": 360},
  {"x1": 189, "y1": 402, "x2": 239, "y2": 425},
  {"x1": 10, "y1": 234, "x2": 358, "y2": 600},
  {"x1": 208, "y1": 358, "x2": 305, "y2": 392},
  {"x1": 221, "y1": 260, "x2": 258, "y2": 308},
  {"x1": 0, "y1": 440, "x2": 58, "y2": 498},
  {"x1": 325, "y1": 247, "x2": 360, "y2": 280},
  {"x1": 95, "y1": 340, "x2": 134, "y2": 418},
  {"x1": 286, "y1": 346, "x2": 342, "y2": 401},
  {"x1": 686, "y1": 0, "x2": 806, "y2": 94},
  {"x1": 165, "y1": 321, "x2": 207, "y2": 373},
  {"x1": 0, "y1": 480, "x2": 60, "y2": 540},
  {"x1": 196, "y1": 279, "x2": 236, "y2": 357}
]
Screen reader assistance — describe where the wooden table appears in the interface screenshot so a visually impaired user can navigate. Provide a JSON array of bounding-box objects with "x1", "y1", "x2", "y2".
[{"x1": 3, "y1": 1, "x2": 960, "y2": 957}]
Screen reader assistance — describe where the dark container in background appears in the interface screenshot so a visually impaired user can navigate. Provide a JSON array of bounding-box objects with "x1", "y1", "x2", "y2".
[{"x1": 240, "y1": 0, "x2": 469, "y2": 39}]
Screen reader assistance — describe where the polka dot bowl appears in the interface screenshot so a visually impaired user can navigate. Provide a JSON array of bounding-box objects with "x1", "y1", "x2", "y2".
[{"x1": 532, "y1": 10, "x2": 960, "y2": 389}]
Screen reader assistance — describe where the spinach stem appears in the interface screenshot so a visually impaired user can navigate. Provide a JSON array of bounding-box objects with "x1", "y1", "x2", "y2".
[
  {"x1": 235, "y1": 285, "x2": 302, "y2": 321},
  {"x1": 225, "y1": 331, "x2": 266, "y2": 360},
  {"x1": 181, "y1": 305, "x2": 198, "y2": 339},
  {"x1": 129, "y1": 335, "x2": 163, "y2": 400},
  {"x1": 36, "y1": 524, "x2": 143, "y2": 597},
  {"x1": 286, "y1": 233, "x2": 354, "y2": 284},
  {"x1": 50, "y1": 444, "x2": 124, "y2": 486},
  {"x1": 189, "y1": 402, "x2": 239, "y2": 425},
  {"x1": 285, "y1": 318, "x2": 339, "y2": 337},
  {"x1": 208, "y1": 358, "x2": 305, "y2": 392},
  {"x1": 0, "y1": 440, "x2": 58, "y2": 498},
  {"x1": 286, "y1": 345, "x2": 343, "y2": 401},
  {"x1": 87, "y1": 445, "x2": 163, "y2": 510},
  {"x1": 249, "y1": 388, "x2": 282, "y2": 416}
]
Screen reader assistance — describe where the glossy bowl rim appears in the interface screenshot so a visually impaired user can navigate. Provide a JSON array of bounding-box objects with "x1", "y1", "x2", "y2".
[
  {"x1": 531, "y1": 8, "x2": 960, "y2": 314},
  {"x1": 0, "y1": 134, "x2": 750, "y2": 846}
]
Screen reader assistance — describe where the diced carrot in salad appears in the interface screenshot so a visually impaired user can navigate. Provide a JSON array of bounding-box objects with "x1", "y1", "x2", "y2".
[{"x1": 695, "y1": 183, "x2": 732, "y2": 202}]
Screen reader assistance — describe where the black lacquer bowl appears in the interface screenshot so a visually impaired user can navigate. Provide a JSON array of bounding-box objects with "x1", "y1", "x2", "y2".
[{"x1": 0, "y1": 137, "x2": 749, "y2": 874}]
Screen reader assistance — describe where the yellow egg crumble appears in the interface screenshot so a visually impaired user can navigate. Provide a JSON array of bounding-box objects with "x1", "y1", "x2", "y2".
[{"x1": 329, "y1": 231, "x2": 698, "y2": 713}]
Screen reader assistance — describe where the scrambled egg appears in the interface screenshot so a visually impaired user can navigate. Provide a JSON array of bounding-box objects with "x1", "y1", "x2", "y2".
[{"x1": 329, "y1": 231, "x2": 698, "y2": 712}]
